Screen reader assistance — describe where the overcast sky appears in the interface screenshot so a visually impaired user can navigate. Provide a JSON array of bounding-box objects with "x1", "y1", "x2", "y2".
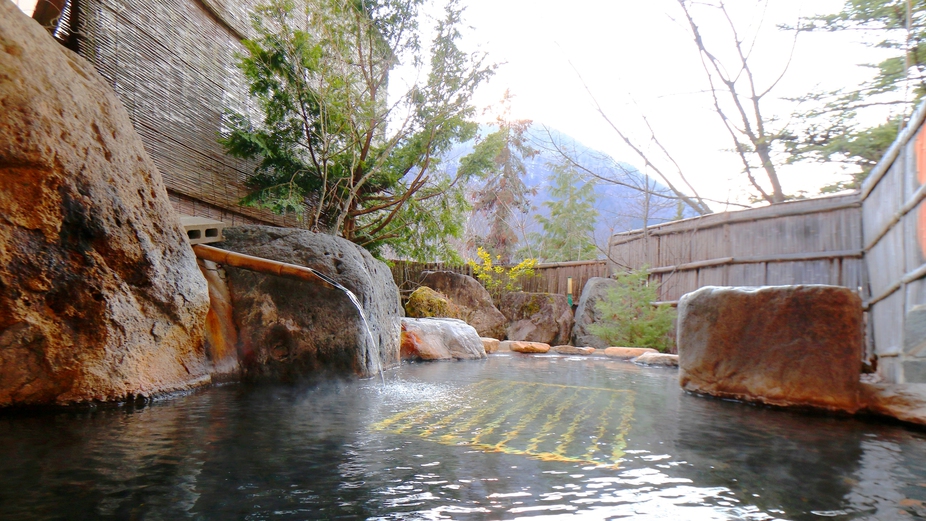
[
  {"x1": 13, "y1": 0, "x2": 896, "y2": 209},
  {"x1": 450, "y1": 0, "x2": 897, "y2": 209}
]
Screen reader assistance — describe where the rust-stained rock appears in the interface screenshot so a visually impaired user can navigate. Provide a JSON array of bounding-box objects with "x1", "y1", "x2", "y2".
[
  {"x1": 509, "y1": 341, "x2": 551, "y2": 354},
  {"x1": 400, "y1": 318, "x2": 486, "y2": 361},
  {"x1": 678, "y1": 285, "x2": 863, "y2": 413},
  {"x1": 220, "y1": 226, "x2": 401, "y2": 380},
  {"x1": 404, "y1": 286, "x2": 461, "y2": 320},
  {"x1": 0, "y1": 4, "x2": 210, "y2": 406},
  {"x1": 482, "y1": 337, "x2": 500, "y2": 354},
  {"x1": 553, "y1": 345, "x2": 596, "y2": 356},
  {"x1": 635, "y1": 352, "x2": 678, "y2": 367},
  {"x1": 198, "y1": 259, "x2": 239, "y2": 379},
  {"x1": 604, "y1": 347, "x2": 658, "y2": 359},
  {"x1": 500, "y1": 292, "x2": 573, "y2": 345},
  {"x1": 419, "y1": 271, "x2": 506, "y2": 339}
]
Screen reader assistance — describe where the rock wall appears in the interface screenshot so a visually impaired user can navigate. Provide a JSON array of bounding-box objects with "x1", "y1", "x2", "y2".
[
  {"x1": 219, "y1": 226, "x2": 401, "y2": 380},
  {"x1": 500, "y1": 292, "x2": 573, "y2": 345},
  {"x1": 0, "y1": 2, "x2": 210, "y2": 405}
]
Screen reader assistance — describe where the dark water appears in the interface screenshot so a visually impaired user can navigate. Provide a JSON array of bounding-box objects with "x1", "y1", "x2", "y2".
[{"x1": 3, "y1": 355, "x2": 926, "y2": 520}]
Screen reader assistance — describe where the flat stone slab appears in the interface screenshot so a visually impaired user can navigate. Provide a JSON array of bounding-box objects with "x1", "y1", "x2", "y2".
[
  {"x1": 508, "y1": 341, "x2": 551, "y2": 354},
  {"x1": 861, "y1": 383, "x2": 926, "y2": 426},
  {"x1": 481, "y1": 337, "x2": 500, "y2": 354},
  {"x1": 553, "y1": 345, "x2": 596, "y2": 356},
  {"x1": 635, "y1": 353, "x2": 678, "y2": 367},
  {"x1": 603, "y1": 347, "x2": 658, "y2": 359},
  {"x1": 678, "y1": 285, "x2": 863, "y2": 413}
]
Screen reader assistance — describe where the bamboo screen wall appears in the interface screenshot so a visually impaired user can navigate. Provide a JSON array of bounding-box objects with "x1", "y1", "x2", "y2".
[
  {"x1": 858, "y1": 103, "x2": 926, "y2": 384},
  {"x1": 72, "y1": 0, "x2": 300, "y2": 227}
]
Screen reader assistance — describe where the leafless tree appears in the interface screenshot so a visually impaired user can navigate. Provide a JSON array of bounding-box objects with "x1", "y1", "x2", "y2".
[
  {"x1": 675, "y1": 0, "x2": 800, "y2": 204},
  {"x1": 552, "y1": 0, "x2": 801, "y2": 214}
]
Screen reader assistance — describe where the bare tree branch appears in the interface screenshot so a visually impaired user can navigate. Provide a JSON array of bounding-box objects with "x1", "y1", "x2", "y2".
[
  {"x1": 678, "y1": 0, "x2": 789, "y2": 203},
  {"x1": 564, "y1": 57, "x2": 713, "y2": 215}
]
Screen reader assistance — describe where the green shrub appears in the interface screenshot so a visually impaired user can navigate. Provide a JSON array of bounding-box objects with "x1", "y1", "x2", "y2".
[
  {"x1": 466, "y1": 247, "x2": 537, "y2": 304},
  {"x1": 588, "y1": 268, "x2": 676, "y2": 352}
]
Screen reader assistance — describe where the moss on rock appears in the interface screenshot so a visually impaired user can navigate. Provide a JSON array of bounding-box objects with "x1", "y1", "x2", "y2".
[{"x1": 405, "y1": 286, "x2": 462, "y2": 319}]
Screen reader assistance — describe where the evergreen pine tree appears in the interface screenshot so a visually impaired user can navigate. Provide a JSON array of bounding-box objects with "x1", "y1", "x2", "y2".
[
  {"x1": 458, "y1": 90, "x2": 537, "y2": 263},
  {"x1": 588, "y1": 268, "x2": 676, "y2": 352},
  {"x1": 788, "y1": 0, "x2": 926, "y2": 191},
  {"x1": 531, "y1": 160, "x2": 599, "y2": 262}
]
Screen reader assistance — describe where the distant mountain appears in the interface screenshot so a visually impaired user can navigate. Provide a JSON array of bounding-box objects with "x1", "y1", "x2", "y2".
[{"x1": 442, "y1": 125, "x2": 693, "y2": 256}]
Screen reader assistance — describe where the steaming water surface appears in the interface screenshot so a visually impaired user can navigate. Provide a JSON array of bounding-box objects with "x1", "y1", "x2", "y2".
[{"x1": 2, "y1": 355, "x2": 926, "y2": 520}]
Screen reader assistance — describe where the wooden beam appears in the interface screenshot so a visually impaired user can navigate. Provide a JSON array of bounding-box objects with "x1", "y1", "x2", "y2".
[
  {"x1": 647, "y1": 250, "x2": 862, "y2": 275},
  {"x1": 864, "y1": 181, "x2": 926, "y2": 252},
  {"x1": 650, "y1": 257, "x2": 733, "y2": 274},
  {"x1": 865, "y1": 262, "x2": 926, "y2": 308},
  {"x1": 534, "y1": 259, "x2": 608, "y2": 269},
  {"x1": 861, "y1": 100, "x2": 926, "y2": 200}
]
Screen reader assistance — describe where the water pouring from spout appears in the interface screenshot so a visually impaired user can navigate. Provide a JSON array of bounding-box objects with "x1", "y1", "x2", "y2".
[{"x1": 306, "y1": 270, "x2": 386, "y2": 387}]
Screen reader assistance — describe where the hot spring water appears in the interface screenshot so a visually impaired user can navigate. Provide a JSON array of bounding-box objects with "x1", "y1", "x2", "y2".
[{"x1": 2, "y1": 356, "x2": 926, "y2": 520}]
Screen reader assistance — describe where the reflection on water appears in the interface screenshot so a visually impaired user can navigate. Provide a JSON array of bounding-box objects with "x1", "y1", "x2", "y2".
[{"x1": 2, "y1": 356, "x2": 926, "y2": 520}]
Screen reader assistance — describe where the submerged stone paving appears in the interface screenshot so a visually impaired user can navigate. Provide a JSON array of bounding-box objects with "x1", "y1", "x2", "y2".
[{"x1": 372, "y1": 379, "x2": 635, "y2": 467}]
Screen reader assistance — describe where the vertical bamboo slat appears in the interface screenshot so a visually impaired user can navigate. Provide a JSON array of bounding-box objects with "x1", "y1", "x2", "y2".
[{"x1": 607, "y1": 194, "x2": 864, "y2": 300}]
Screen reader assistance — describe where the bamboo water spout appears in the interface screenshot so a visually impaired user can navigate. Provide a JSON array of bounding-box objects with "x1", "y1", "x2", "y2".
[{"x1": 192, "y1": 243, "x2": 339, "y2": 290}]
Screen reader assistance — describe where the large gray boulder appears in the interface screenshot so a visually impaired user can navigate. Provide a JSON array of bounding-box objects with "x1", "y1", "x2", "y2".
[
  {"x1": 678, "y1": 285, "x2": 863, "y2": 413},
  {"x1": 0, "y1": 4, "x2": 210, "y2": 406},
  {"x1": 571, "y1": 277, "x2": 619, "y2": 349},
  {"x1": 400, "y1": 318, "x2": 486, "y2": 361},
  {"x1": 219, "y1": 226, "x2": 401, "y2": 380},
  {"x1": 500, "y1": 292, "x2": 573, "y2": 345},
  {"x1": 419, "y1": 271, "x2": 507, "y2": 339}
]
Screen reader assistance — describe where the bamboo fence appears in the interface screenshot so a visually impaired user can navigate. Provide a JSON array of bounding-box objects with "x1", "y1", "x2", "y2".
[
  {"x1": 520, "y1": 260, "x2": 610, "y2": 296},
  {"x1": 390, "y1": 260, "x2": 609, "y2": 303},
  {"x1": 856, "y1": 102, "x2": 926, "y2": 383},
  {"x1": 608, "y1": 193, "x2": 865, "y2": 303}
]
